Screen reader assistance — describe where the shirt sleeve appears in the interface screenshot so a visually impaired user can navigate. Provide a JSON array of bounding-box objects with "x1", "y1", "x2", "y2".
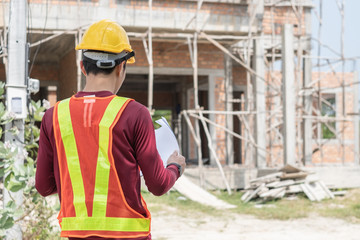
[
  {"x1": 35, "y1": 108, "x2": 57, "y2": 197},
  {"x1": 132, "y1": 105, "x2": 179, "y2": 196}
]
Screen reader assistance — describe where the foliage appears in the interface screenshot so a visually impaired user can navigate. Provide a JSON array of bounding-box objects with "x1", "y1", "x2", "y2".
[
  {"x1": 321, "y1": 96, "x2": 336, "y2": 139},
  {"x1": 152, "y1": 109, "x2": 172, "y2": 129},
  {"x1": 0, "y1": 83, "x2": 60, "y2": 238}
]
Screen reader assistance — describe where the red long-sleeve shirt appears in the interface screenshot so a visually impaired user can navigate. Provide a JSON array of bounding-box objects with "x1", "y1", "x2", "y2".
[{"x1": 35, "y1": 91, "x2": 179, "y2": 240}]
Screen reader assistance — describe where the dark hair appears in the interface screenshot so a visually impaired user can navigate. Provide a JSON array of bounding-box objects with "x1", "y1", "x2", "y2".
[{"x1": 82, "y1": 59, "x2": 116, "y2": 76}]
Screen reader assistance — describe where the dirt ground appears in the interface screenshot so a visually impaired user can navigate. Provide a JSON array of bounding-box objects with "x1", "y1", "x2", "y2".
[{"x1": 150, "y1": 208, "x2": 360, "y2": 240}]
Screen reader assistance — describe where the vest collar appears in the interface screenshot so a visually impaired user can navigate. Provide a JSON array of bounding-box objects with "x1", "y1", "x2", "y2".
[{"x1": 75, "y1": 91, "x2": 114, "y2": 98}]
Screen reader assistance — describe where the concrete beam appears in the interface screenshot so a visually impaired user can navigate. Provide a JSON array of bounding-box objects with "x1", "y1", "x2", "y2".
[
  {"x1": 253, "y1": 37, "x2": 266, "y2": 168},
  {"x1": 281, "y1": 24, "x2": 296, "y2": 165},
  {"x1": 127, "y1": 66, "x2": 224, "y2": 77},
  {"x1": 19, "y1": 2, "x2": 251, "y2": 34}
]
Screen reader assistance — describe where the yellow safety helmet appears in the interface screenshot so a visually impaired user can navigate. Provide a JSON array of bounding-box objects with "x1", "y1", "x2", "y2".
[{"x1": 76, "y1": 19, "x2": 135, "y2": 64}]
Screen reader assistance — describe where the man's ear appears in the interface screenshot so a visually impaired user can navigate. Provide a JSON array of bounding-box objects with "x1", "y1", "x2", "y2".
[
  {"x1": 116, "y1": 62, "x2": 125, "y2": 76},
  {"x1": 80, "y1": 61, "x2": 87, "y2": 76}
]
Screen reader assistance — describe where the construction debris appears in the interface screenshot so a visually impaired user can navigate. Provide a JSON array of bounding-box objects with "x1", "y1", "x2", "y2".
[{"x1": 242, "y1": 164, "x2": 335, "y2": 203}]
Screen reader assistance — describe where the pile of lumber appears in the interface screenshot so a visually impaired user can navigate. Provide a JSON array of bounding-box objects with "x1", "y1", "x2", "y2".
[{"x1": 241, "y1": 164, "x2": 335, "y2": 203}]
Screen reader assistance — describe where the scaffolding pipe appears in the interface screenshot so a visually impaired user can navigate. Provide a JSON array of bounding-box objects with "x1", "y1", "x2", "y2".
[
  {"x1": 198, "y1": 111, "x2": 232, "y2": 195},
  {"x1": 182, "y1": 112, "x2": 204, "y2": 187}
]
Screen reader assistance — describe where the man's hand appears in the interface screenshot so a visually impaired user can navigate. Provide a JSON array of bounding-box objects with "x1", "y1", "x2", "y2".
[{"x1": 166, "y1": 151, "x2": 186, "y2": 176}]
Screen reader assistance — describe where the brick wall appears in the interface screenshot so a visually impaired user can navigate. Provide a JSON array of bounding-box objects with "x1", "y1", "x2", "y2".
[
  {"x1": 233, "y1": 65, "x2": 247, "y2": 86},
  {"x1": 125, "y1": 0, "x2": 247, "y2": 16},
  {"x1": 187, "y1": 89, "x2": 197, "y2": 160},
  {"x1": 119, "y1": 90, "x2": 174, "y2": 109},
  {"x1": 263, "y1": 6, "x2": 306, "y2": 35},
  {"x1": 30, "y1": 64, "x2": 59, "y2": 82},
  {"x1": 214, "y1": 76, "x2": 226, "y2": 164},
  {"x1": 263, "y1": 71, "x2": 357, "y2": 166},
  {"x1": 130, "y1": 40, "x2": 224, "y2": 70},
  {"x1": 58, "y1": 49, "x2": 77, "y2": 100}
]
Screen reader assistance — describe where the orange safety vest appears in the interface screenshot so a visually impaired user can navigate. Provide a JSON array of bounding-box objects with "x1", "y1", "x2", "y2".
[{"x1": 53, "y1": 95, "x2": 151, "y2": 238}]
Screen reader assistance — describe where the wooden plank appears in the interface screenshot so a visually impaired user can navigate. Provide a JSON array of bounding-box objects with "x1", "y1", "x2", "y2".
[
  {"x1": 280, "y1": 164, "x2": 302, "y2": 173},
  {"x1": 243, "y1": 183, "x2": 266, "y2": 203},
  {"x1": 300, "y1": 181, "x2": 330, "y2": 201},
  {"x1": 259, "y1": 187, "x2": 285, "y2": 198},
  {"x1": 250, "y1": 172, "x2": 282, "y2": 183},
  {"x1": 286, "y1": 184, "x2": 303, "y2": 194},
  {"x1": 241, "y1": 190, "x2": 253, "y2": 202},
  {"x1": 318, "y1": 180, "x2": 335, "y2": 199},
  {"x1": 300, "y1": 183, "x2": 316, "y2": 201},
  {"x1": 266, "y1": 180, "x2": 281, "y2": 188},
  {"x1": 294, "y1": 179, "x2": 306, "y2": 184},
  {"x1": 280, "y1": 172, "x2": 308, "y2": 180},
  {"x1": 275, "y1": 188, "x2": 286, "y2": 199},
  {"x1": 257, "y1": 187, "x2": 269, "y2": 196},
  {"x1": 273, "y1": 180, "x2": 295, "y2": 188}
]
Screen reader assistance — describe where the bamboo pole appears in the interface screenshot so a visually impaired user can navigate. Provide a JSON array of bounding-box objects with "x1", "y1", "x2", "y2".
[
  {"x1": 188, "y1": 113, "x2": 251, "y2": 144},
  {"x1": 183, "y1": 112, "x2": 201, "y2": 146},
  {"x1": 188, "y1": 112, "x2": 268, "y2": 152},
  {"x1": 198, "y1": 111, "x2": 232, "y2": 195},
  {"x1": 200, "y1": 32, "x2": 279, "y2": 94},
  {"x1": 182, "y1": 112, "x2": 204, "y2": 187},
  {"x1": 29, "y1": 30, "x2": 77, "y2": 48}
]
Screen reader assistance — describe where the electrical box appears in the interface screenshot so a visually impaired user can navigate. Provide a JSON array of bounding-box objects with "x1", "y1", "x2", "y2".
[
  {"x1": 6, "y1": 87, "x2": 27, "y2": 119},
  {"x1": 28, "y1": 78, "x2": 40, "y2": 94}
]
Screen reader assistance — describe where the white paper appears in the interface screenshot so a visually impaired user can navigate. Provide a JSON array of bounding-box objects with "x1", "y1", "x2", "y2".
[
  {"x1": 140, "y1": 117, "x2": 180, "y2": 177},
  {"x1": 155, "y1": 117, "x2": 180, "y2": 167}
]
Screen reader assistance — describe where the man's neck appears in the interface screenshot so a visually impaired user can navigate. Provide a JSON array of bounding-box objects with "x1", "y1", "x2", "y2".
[{"x1": 82, "y1": 74, "x2": 117, "y2": 94}]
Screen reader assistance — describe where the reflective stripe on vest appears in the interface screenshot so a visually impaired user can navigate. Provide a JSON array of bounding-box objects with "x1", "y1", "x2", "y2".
[{"x1": 55, "y1": 96, "x2": 150, "y2": 234}]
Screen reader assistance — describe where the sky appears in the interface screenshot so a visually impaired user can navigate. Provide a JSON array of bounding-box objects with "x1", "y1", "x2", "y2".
[{"x1": 311, "y1": 0, "x2": 360, "y2": 73}]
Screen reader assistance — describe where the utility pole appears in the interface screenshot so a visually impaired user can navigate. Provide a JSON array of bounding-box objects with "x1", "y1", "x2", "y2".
[{"x1": 4, "y1": 0, "x2": 27, "y2": 239}]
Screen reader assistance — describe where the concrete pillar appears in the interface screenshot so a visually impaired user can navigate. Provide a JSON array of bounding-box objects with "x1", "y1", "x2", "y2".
[
  {"x1": 208, "y1": 75, "x2": 216, "y2": 165},
  {"x1": 253, "y1": 37, "x2": 266, "y2": 168},
  {"x1": 303, "y1": 8, "x2": 312, "y2": 165},
  {"x1": 4, "y1": 0, "x2": 27, "y2": 239},
  {"x1": 353, "y1": 72, "x2": 359, "y2": 164},
  {"x1": 224, "y1": 54, "x2": 234, "y2": 165},
  {"x1": 303, "y1": 56, "x2": 312, "y2": 165},
  {"x1": 282, "y1": 24, "x2": 296, "y2": 165}
]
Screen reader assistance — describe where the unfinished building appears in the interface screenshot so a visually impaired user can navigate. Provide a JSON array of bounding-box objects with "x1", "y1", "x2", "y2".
[{"x1": 0, "y1": 0, "x2": 359, "y2": 190}]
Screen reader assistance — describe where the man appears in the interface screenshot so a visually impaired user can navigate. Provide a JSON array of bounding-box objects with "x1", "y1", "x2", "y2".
[{"x1": 35, "y1": 19, "x2": 186, "y2": 240}]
